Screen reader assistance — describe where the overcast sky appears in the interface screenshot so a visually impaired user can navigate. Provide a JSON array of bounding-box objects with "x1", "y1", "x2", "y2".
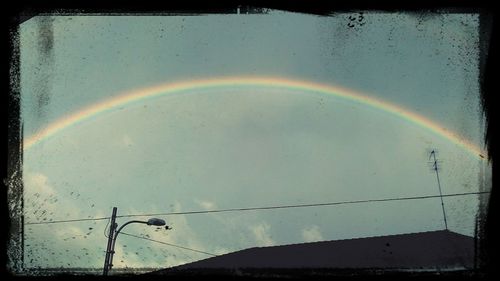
[{"x1": 18, "y1": 11, "x2": 491, "y2": 273}]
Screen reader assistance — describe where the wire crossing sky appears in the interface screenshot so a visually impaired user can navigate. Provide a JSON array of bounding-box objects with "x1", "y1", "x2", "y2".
[
  {"x1": 17, "y1": 12, "x2": 490, "y2": 273},
  {"x1": 24, "y1": 191, "x2": 490, "y2": 225},
  {"x1": 120, "y1": 232, "x2": 217, "y2": 257}
]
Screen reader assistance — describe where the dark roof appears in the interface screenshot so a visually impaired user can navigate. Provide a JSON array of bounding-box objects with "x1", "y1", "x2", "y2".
[{"x1": 152, "y1": 230, "x2": 475, "y2": 274}]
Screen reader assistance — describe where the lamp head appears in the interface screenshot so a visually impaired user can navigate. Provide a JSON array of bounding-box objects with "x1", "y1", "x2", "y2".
[{"x1": 147, "y1": 218, "x2": 166, "y2": 226}]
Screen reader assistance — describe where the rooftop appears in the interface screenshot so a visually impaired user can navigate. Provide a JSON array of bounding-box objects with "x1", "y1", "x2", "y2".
[{"x1": 150, "y1": 230, "x2": 475, "y2": 275}]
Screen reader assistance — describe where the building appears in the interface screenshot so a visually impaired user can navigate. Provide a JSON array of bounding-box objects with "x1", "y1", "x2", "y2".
[{"x1": 150, "y1": 230, "x2": 475, "y2": 276}]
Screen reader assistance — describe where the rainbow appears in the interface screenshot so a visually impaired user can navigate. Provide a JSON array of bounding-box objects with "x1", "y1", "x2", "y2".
[{"x1": 23, "y1": 76, "x2": 486, "y2": 158}]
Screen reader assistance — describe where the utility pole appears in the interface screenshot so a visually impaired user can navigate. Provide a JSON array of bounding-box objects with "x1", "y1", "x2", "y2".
[
  {"x1": 102, "y1": 207, "x2": 167, "y2": 276},
  {"x1": 429, "y1": 150, "x2": 448, "y2": 230},
  {"x1": 103, "y1": 207, "x2": 117, "y2": 276}
]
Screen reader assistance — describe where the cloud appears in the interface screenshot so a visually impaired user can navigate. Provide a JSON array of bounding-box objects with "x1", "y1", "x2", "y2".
[
  {"x1": 250, "y1": 222, "x2": 275, "y2": 247},
  {"x1": 194, "y1": 199, "x2": 217, "y2": 211},
  {"x1": 112, "y1": 202, "x2": 216, "y2": 269},
  {"x1": 301, "y1": 225, "x2": 324, "y2": 243},
  {"x1": 24, "y1": 172, "x2": 62, "y2": 223},
  {"x1": 120, "y1": 134, "x2": 134, "y2": 147},
  {"x1": 24, "y1": 172, "x2": 55, "y2": 196},
  {"x1": 213, "y1": 247, "x2": 230, "y2": 255},
  {"x1": 23, "y1": 172, "x2": 84, "y2": 222},
  {"x1": 23, "y1": 172, "x2": 110, "y2": 269}
]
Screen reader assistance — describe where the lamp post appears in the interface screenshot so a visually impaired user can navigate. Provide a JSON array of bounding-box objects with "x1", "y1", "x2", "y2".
[{"x1": 103, "y1": 207, "x2": 167, "y2": 276}]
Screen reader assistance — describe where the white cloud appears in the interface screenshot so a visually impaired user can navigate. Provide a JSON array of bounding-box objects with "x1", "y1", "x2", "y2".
[
  {"x1": 301, "y1": 225, "x2": 324, "y2": 243},
  {"x1": 121, "y1": 134, "x2": 134, "y2": 147},
  {"x1": 112, "y1": 243, "x2": 152, "y2": 269},
  {"x1": 23, "y1": 172, "x2": 109, "y2": 269},
  {"x1": 23, "y1": 172, "x2": 84, "y2": 222},
  {"x1": 113, "y1": 202, "x2": 215, "y2": 269},
  {"x1": 250, "y1": 222, "x2": 275, "y2": 247},
  {"x1": 24, "y1": 172, "x2": 61, "y2": 222},
  {"x1": 194, "y1": 199, "x2": 217, "y2": 211},
  {"x1": 24, "y1": 172, "x2": 55, "y2": 196},
  {"x1": 161, "y1": 254, "x2": 192, "y2": 269},
  {"x1": 213, "y1": 247, "x2": 230, "y2": 255}
]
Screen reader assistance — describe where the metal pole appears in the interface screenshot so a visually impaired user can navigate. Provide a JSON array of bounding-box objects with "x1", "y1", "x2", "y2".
[
  {"x1": 431, "y1": 151, "x2": 448, "y2": 230},
  {"x1": 103, "y1": 207, "x2": 117, "y2": 276},
  {"x1": 108, "y1": 220, "x2": 148, "y2": 273}
]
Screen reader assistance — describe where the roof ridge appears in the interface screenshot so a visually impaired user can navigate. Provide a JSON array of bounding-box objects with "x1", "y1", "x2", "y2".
[{"x1": 244, "y1": 229, "x2": 463, "y2": 250}]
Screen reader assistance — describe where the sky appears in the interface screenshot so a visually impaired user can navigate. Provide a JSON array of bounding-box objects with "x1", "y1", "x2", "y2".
[{"x1": 17, "y1": 11, "x2": 491, "y2": 274}]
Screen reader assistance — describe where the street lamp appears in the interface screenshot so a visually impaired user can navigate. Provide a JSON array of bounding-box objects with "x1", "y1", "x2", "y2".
[{"x1": 103, "y1": 207, "x2": 168, "y2": 276}]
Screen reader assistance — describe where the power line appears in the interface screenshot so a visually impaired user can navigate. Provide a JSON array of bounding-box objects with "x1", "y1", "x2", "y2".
[
  {"x1": 104, "y1": 217, "x2": 111, "y2": 238},
  {"x1": 25, "y1": 191, "x2": 490, "y2": 225},
  {"x1": 26, "y1": 216, "x2": 110, "y2": 225},
  {"x1": 120, "y1": 232, "x2": 217, "y2": 257},
  {"x1": 116, "y1": 191, "x2": 490, "y2": 219}
]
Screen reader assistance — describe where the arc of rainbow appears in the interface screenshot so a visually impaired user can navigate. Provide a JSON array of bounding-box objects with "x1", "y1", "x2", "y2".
[{"x1": 23, "y1": 76, "x2": 486, "y2": 159}]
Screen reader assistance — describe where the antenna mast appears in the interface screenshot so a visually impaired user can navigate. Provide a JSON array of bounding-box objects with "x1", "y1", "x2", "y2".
[{"x1": 430, "y1": 150, "x2": 448, "y2": 230}]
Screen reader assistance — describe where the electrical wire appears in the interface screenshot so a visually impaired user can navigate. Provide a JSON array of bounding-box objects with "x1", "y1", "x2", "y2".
[
  {"x1": 26, "y1": 216, "x2": 110, "y2": 225},
  {"x1": 116, "y1": 191, "x2": 490, "y2": 219},
  {"x1": 120, "y1": 232, "x2": 217, "y2": 257},
  {"x1": 104, "y1": 217, "x2": 111, "y2": 238},
  {"x1": 25, "y1": 191, "x2": 490, "y2": 225}
]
